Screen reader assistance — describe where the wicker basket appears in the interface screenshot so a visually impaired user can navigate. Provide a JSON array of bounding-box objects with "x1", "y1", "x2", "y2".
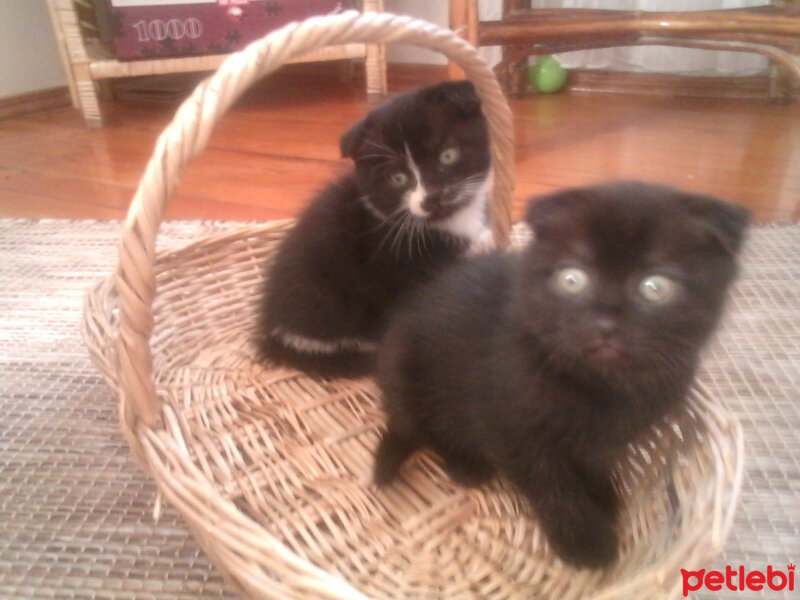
[{"x1": 83, "y1": 11, "x2": 744, "y2": 600}]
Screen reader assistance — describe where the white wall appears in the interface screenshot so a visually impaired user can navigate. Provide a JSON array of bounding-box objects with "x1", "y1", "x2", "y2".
[
  {"x1": 0, "y1": 0, "x2": 67, "y2": 99},
  {"x1": 383, "y1": 0, "x2": 448, "y2": 65},
  {"x1": 383, "y1": 0, "x2": 502, "y2": 67}
]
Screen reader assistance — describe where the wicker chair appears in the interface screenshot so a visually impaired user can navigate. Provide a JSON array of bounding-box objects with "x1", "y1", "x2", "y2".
[
  {"x1": 449, "y1": 0, "x2": 800, "y2": 98},
  {"x1": 46, "y1": 0, "x2": 388, "y2": 128}
]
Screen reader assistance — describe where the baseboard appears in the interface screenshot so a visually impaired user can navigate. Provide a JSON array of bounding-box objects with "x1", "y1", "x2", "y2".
[
  {"x1": 563, "y1": 69, "x2": 799, "y2": 101},
  {"x1": 0, "y1": 87, "x2": 71, "y2": 121},
  {"x1": 391, "y1": 63, "x2": 798, "y2": 101}
]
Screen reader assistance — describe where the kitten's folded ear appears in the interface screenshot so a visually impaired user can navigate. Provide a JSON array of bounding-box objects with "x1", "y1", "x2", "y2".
[
  {"x1": 681, "y1": 193, "x2": 751, "y2": 256},
  {"x1": 524, "y1": 189, "x2": 585, "y2": 236},
  {"x1": 340, "y1": 118, "x2": 367, "y2": 159},
  {"x1": 428, "y1": 80, "x2": 482, "y2": 117}
]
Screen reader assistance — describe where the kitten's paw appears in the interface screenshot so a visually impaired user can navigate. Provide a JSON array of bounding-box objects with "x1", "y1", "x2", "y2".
[
  {"x1": 465, "y1": 228, "x2": 496, "y2": 257},
  {"x1": 547, "y1": 511, "x2": 619, "y2": 569},
  {"x1": 373, "y1": 431, "x2": 419, "y2": 486}
]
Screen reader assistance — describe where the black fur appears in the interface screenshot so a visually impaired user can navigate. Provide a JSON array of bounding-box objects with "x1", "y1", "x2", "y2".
[
  {"x1": 374, "y1": 181, "x2": 749, "y2": 568},
  {"x1": 256, "y1": 81, "x2": 491, "y2": 378}
]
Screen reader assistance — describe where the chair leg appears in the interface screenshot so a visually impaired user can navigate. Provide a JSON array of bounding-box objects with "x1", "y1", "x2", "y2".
[
  {"x1": 768, "y1": 61, "x2": 795, "y2": 103},
  {"x1": 363, "y1": 0, "x2": 387, "y2": 101},
  {"x1": 448, "y1": 0, "x2": 479, "y2": 79},
  {"x1": 494, "y1": 45, "x2": 531, "y2": 97},
  {"x1": 365, "y1": 42, "x2": 387, "y2": 101},
  {"x1": 508, "y1": 56, "x2": 529, "y2": 97},
  {"x1": 74, "y1": 63, "x2": 103, "y2": 128}
]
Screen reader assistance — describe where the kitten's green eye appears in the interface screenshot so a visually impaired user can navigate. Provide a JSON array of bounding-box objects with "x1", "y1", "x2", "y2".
[
  {"x1": 553, "y1": 267, "x2": 590, "y2": 296},
  {"x1": 639, "y1": 275, "x2": 677, "y2": 304},
  {"x1": 390, "y1": 172, "x2": 409, "y2": 188},
  {"x1": 439, "y1": 147, "x2": 460, "y2": 166}
]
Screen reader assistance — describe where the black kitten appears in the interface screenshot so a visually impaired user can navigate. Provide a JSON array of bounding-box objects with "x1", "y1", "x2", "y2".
[
  {"x1": 373, "y1": 181, "x2": 749, "y2": 569},
  {"x1": 256, "y1": 81, "x2": 493, "y2": 377}
]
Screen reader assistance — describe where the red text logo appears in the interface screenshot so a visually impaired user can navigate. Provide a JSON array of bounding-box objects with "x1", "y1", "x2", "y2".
[{"x1": 681, "y1": 564, "x2": 795, "y2": 596}]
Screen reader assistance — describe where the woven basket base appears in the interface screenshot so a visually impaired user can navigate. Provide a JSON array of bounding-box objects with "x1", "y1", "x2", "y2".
[{"x1": 85, "y1": 221, "x2": 740, "y2": 600}]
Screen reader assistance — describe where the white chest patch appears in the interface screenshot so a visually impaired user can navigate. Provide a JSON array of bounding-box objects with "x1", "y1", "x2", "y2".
[{"x1": 432, "y1": 172, "x2": 492, "y2": 245}]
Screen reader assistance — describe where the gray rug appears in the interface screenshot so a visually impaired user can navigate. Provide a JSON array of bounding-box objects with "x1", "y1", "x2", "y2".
[{"x1": 0, "y1": 219, "x2": 797, "y2": 600}]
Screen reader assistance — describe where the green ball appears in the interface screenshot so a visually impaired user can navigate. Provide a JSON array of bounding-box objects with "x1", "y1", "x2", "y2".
[{"x1": 529, "y1": 56, "x2": 567, "y2": 94}]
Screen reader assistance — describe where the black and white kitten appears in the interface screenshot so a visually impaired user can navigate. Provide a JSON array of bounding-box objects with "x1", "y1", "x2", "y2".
[
  {"x1": 373, "y1": 181, "x2": 749, "y2": 569},
  {"x1": 256, "y1": 81, "x2": 493, "y2": 377}
]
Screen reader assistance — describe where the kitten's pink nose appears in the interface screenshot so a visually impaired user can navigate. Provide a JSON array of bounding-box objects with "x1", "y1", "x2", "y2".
[{"x1": 594, "y1": 317, "x2": 618, "y2": 339}]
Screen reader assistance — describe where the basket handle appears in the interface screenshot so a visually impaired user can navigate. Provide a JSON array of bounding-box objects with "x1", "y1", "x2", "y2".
[{"x1": 116, "y1": 10, "x2": 515, "y2": 429}]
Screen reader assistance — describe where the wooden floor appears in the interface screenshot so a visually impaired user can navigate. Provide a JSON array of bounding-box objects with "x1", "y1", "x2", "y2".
[{"x1": 0, "y1": 64, "x2": 798, "y2": 223}]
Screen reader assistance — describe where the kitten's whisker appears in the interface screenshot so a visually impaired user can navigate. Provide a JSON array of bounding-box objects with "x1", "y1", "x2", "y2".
[
  {"x1": 406, "y1": 215, "x2": 415, "y2": 258},
  {"x1": 395, "y1": 212, "x2": 413, "y2": 256},
  {"x1": 373, "y1": 207, "x2": 409, "y2": 256},
  {"x1": 448, "y1": 170, "x2": 489, "y2": 191},
  {"x1": 414, "y1": 218, "x2": 424, "y2": 258},
  {"x1": 408, "y1": 216, "x2": 415, "y2": 258},
  {"x1": 652, "y1": 333, "x2": 698, "y2": 351},
  {"x1": 372, "y1": 221, "x2": 395, "y2": 255},
  {"x1": 389, "y1": 212, "x2": 403, "y2": 258},
  {"x1": 403, "y1": 214, "x2": 416, "y2": 259},
  {"x1": 444, "y1": 172, "x2": 491, "y2": 208},
  {"x1": 417, "y1": 219, "x2": 429, "y2": 256},
  {"x1": 406, "y1": 214, "x2": 418, "y2": 259},
  {"x1": 391, "y1": 218, "x2": 409, "y2": 259},
  {"x1": 390, "y1": 212, "x2": 410, "y2": 259},
  {"x1": 383, "y1": 204, "x2": 408, "y2": 222},
  {"x1": 365, "y1": 203, "x2": 406, "y2": 235},
  {"x1": 461, "y1": 171, "x2": 490, "y2": 185}
]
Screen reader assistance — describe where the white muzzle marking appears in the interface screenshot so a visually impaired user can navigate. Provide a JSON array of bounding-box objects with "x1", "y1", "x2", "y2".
[{"x1": 404, "y1": 147, "x2": 429, "y2": 218}]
